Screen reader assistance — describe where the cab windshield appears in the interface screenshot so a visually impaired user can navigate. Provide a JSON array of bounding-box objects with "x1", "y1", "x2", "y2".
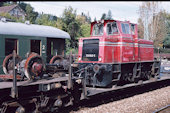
[
  {"x1": 107, "y1": 22, "x2": 118, "y2": 35},
  {"x1": 92, "y1": 23, "x2": 104, "y2": 36}
]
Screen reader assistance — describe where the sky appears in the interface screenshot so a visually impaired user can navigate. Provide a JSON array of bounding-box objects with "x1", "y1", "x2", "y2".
[{"x1": 25, "y1": 1, "x2": 170, "y2": 24}]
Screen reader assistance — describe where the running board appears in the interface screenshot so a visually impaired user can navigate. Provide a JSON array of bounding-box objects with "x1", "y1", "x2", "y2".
[{"x1": 86, "y1": 76, "x2": 170, "y2": 97}]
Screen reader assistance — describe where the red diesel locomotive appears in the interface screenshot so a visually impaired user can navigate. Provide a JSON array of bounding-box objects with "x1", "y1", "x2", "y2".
[{"x1": 76, "y1": 19, "x2": 160, "y2": 87}]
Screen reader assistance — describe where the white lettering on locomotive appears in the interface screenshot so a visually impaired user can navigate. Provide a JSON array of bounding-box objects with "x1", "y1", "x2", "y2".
[{"x1": 86, "y1": 54, "x2": 96, "y2": 57}]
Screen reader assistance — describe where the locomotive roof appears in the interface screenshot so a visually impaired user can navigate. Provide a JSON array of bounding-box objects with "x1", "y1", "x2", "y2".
[
  {"x1": 0, "y1": 21, "x2": 70, "y2": 39},
  {"x1": 92, "y1": 19, "x2": 136, "y2": 25}
]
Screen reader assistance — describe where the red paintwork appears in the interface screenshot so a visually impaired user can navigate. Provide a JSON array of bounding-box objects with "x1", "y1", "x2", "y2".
[
  {"x1": 78, "y1": 20, "x2": 154, "y2": 64},
  {"x1": 32, "y1": 62, "x2": 43, "y2": 74},
  {"x1": 0, "y1": 74, "x2": 22, "y2": 80}
]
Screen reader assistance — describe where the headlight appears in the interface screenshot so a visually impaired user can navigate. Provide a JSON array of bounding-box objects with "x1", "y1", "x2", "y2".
[
  {"x1": 78, "y1": 56, "x2": 81, "y2": 60},
  {"x1": 78, "y1": 57, "x2": 81, "y2": 61},
  {"x1": 93, "y1": 64, "x2": 100, "y2": 73}
]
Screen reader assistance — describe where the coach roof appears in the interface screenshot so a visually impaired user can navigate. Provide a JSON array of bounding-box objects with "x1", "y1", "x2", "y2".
[{"x1": 0, "y1": 20, "x2": 70, "y2": 39}]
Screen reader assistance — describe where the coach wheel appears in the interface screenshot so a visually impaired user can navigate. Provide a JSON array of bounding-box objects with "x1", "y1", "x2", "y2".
[
  {"x1": 3, "y1": 54, "x2": 22, "y2": 74},
  {"x1": 24, "y1": 53, "x2": 45, "y2": 80},
  {"x1": 49, "y1": 56, "x2": 63, "y2": 65},
  {"x1": 15, "y1": 106, "x2": 25, "y2": 113}
]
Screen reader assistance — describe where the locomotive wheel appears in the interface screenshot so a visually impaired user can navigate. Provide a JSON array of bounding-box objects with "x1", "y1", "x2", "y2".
[
  {"x1": 15, "y1": 106, "x2": 25, "y2": 113},
  {"x1": 3, "y1": 54, "x2": 22, "y2": 74},
  {"x1": 24, "y1": 53, "x2": 45, "y2": 80},
  {"x1": 49, "y1": 56, "x2": 63, "y2": 64}
]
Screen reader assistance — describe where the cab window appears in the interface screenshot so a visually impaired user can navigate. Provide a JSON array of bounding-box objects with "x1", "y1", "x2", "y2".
[
  {"x1": 92, "y1": 23, "x2": 104, "y2": 36},
  {"x1": 107, "y1": 22, "x2": 118, "y2": 35},
  {"x1": 131, "y1": 24, "x2": 135, "y2": 35},
  {"x1": 121, "y1": 23, "x2": 130, "y2": 34}
]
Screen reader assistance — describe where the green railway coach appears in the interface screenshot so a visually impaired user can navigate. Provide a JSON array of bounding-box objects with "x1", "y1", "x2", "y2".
[{"x1": 0, "y1": 19, "x2": 70, "y2": 74}]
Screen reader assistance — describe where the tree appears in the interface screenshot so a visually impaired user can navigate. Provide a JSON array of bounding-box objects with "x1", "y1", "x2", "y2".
[
  {"x1": 60, "y1": 6, "x2": 81, "y2": 49},
  {"x1": 153, "y1": 10, "x2": 167, "y2": 47},
  {"x1": 76, "y1": 15, "x2": 86, "y2": 24},
  {"x1": 56, "y1": 6, "x2": 92, "y2": 54},
  {"x1": 86, "y1": 12, "x2": 91, "y2": 23},
  {"x1": 94, "y1": 17, "x2": 97, "y2": 21},
  {"x1": 0, "y1": 2, "x2": 4, "y2": 7},
  {"x1": 1, "y1": 2, "x2": 11, "y2": 6},
  {"x1": 35, "y1": 13, "x2": 57, "y2": 27},
  {"x1": 101, "y1": 13, "x2": 106, "y2": 20},
  {"x1": 25, "y1": 4, "x2": 38, "y2": 24},
  {"x1": 0, "y1": 12, "x2": 23, "y2": 22},
  {"x1": 138, "y1": 2, "x2": 167, "y2": 47},
  {"x1": 163, "y1": 35, "x2": 170, "y2": 48},
  {"x1": 80, "y1": 23, "x2": 91, "y2": 37},
  {"x1": 137, "y1": 18, "x2": 144, "y2": 38},
  {"x1": 106, "y1": 10, "x2": 112, "y2": 20},
  {"x1": 18, "y1": 2, "x2": 27, "y2": 12},
  {"x1": 162, "y1": 11, "x2": 170, "y2": 48},
  {"x1": 165, "y1": 12, "x2": 170, "y2": 35},
  {"x1": 76, "y1": 12, "x2": 91, "y2": 24}
]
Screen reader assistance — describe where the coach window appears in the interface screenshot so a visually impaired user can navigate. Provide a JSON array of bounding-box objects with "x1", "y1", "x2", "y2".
[
  {"x1": 30, "y1": 40, "x2": 41, "y2": 55},
  {"x1": 5, "y1": 38, "x2": 18, "y2": 56},
  {"x1": 121, "y1": 23, "x2": 130, "y2": 34}
]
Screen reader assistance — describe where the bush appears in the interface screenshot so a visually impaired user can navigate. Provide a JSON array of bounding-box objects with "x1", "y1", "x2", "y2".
[
  {"x1": 66, "y1": 47, "x2": 78, "y2": 56},
  {"x1": 154, "y1": 48, "x2": 170, "y2": 53}
]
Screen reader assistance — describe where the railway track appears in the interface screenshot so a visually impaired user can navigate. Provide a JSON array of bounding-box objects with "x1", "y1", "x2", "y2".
[
  {"x1": 59, "y1": 78, "x2": 170, "y2": 113},
  {"x1": 154, "y1": 105, "x2": 170, "y2": 113}
]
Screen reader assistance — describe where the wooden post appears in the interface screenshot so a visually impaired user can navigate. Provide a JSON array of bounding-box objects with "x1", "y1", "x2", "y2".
[
  {"x1": 11, "y1": 50, "x2": 18, "y2": 98},
  {"x1": 68, "y1": 51, "x2": 73, "y2": 89}
]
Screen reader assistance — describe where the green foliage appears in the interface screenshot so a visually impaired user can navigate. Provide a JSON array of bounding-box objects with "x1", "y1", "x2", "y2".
[
  {"x1": 59, "y1": 6, "x2": 81, "y2": 49},
  {"x1": 65, "y1": 47, "x2": 78, "y2": 56},
  {"x1": 25, "y1": 4, "x2": 38, "y2": 24},
  {"x1": 62, "y1": 6, "x2": 76, "y2": 26},
  {"x1": 101, "y1": 13, "x2": 106, "y2": 20},
  {"x1": 100, "y1": 10, "x2": 113, "y2": 20},
  {"x1": 18, "y1": 2, "x2": 27, "y2": 12},
  {"x1": 163, "y1": 35, "x2": 170, "y2": 48},
  {"x1": 154, "y1": 48, "x2": 170, "y2": 53},
  {"x1": 1, "y1": 2, "x2": 11, "y2": 6},
  {"x1": 94, "y1": 17, "x2": 97, "y2": 21},
  {"x1": 56, "y1": 6, "x2": 92, "y2": 54},
  {"x1": 165, "y1": 12, "x2": 170, "y2": 35},
  {"x1": 0, "y1": 2, "x2": 4, "y2": 7},
  {"x1": 80, "y1": 23, "x2": 91, "y2": 37},
  {"x1": 106, "y1": 10, "x2": 113, "y2": 20},
  {"x1": 35, "y1": 14, "x2": 57, "y2": 27},
  {"x1": 56, "y1": 18, "x2": 63, "y2": 30},
  {"x1": 0, "y1": 13, "x2": 24, "y2": 22}
]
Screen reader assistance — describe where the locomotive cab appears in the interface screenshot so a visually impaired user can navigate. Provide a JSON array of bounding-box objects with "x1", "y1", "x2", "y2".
[
  {"x1": 78, "y1": 19, "x2": 139, "y2": 63},
  {"x1": 76, "y1": 19, "x2": 157, "y2": 87}
]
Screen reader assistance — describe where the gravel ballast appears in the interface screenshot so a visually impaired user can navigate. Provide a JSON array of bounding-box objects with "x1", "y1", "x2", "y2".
[{"x1": 71, "y1": 86, "x2": 170, "y2": 113}]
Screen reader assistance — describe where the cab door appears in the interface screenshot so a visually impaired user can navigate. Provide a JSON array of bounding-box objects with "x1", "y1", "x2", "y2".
[{"x1": 120, "y1": 22, "x2": 135, "y2": 62}]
